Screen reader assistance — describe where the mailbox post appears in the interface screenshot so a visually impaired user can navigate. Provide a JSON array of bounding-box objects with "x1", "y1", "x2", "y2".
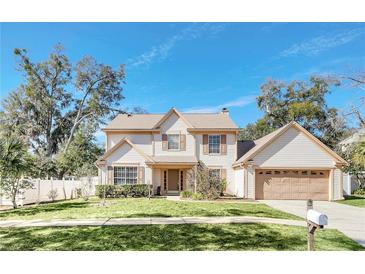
[
  {"x1": 306, "y1": 199, "x2": 328, "y2": 251},
  {"x1": 307, "y1": 200, "x2": 314, "y2": 251}
]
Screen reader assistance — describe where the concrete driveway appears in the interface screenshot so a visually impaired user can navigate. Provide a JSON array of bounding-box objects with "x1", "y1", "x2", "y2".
[{"x1": 260, "y1": 200, "x2": 365, "y2": 247}]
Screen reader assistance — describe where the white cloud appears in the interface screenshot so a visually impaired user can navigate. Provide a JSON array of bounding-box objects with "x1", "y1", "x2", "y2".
[
  {"x1": 279, "y1": 28, "x2": 365, "y2": 57},
  {"x1": 127, "y1": 23, "x2": 228, "y2": 67},
  {"x1": 183, "y1": 96, "x2": 256, "y2": 113}
]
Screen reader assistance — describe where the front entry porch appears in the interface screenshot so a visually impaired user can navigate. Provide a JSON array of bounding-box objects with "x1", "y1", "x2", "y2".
[
  {"x1": 160, "y1": 168, "x2": 190, "y2": 195},
  {"x1": 150, "y1": 166, "x2": 196, "y2": 196},
  {"x1": 146, "y1": 156, "x2": 197, "y2": 195}
]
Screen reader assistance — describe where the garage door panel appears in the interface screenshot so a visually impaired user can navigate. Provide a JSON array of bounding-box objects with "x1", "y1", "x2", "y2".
[{"x1": 255, "y1": 169, "x2": 329, "y2": 201}]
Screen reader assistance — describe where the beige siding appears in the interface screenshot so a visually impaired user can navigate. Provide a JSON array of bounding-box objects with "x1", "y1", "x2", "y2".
[
  {"x1": 100, "y1": 166, "x2": 107, "y2": 185},
  {"x1": 107, "y1": 133, "x2": 152, "y2": 155},
  {"x1": 234, "y1": 169, "x2": 244, "y2": 197},
  {"x1": 247, "y1": 167, "x2": 255, "y2": 199},
  {"x1": 104, "y1": 142, "x2": 152, "y2": 185},
  {"x1": 107, "y1": 143, "x2": 147, "y2": 165},
  {"x1": 153, "y1": 113, "x2": 195, "y2": 156},
  {"x1": 145, "y1": 167, "x2": 153, "y2": 185},
  {"x1": 197, "y1": 133, "x2": 237, "y2": 195},
  {"x1": 333, "y1": 168, "x2": 343, "y2": 200},
  {"x1": 253, "y1": 127, "x2": 336, "y2": 167},
  {"x1": 152, "y1": 169, "x2": 161, "y2": 193}
]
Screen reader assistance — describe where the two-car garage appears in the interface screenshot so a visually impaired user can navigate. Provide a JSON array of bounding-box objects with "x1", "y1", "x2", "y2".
[
  {"x1": 234, "y1": 122, "x2": 347, "y2": 201},
  {"x1": 255, "y1": 169, "x2": 329, "y2": 200}
]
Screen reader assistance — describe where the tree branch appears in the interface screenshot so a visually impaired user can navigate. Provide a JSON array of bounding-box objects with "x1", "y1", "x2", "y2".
[
  {"x1": 63, "y1": 75, "x2": 109, "y2": 153},
  {"x1": 347, "y1": 76, "x2": 365, "y2": 85}
]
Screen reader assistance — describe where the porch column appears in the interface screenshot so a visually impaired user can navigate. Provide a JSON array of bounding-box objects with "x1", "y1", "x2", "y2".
[{"x1": 194, "y1": 164, "x2": 197, "y2": 193}]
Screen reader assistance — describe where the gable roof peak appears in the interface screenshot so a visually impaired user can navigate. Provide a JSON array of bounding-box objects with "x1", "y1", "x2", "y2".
[
  {"x1": 153, "y1": 107, "x2": 194, "y2": 129},
  {"x1": 233, "y1": 121, "x2": 347, "y2": 167},
  {"x1": 95, "y1": 137, "x2": 154, "y2": 166}
]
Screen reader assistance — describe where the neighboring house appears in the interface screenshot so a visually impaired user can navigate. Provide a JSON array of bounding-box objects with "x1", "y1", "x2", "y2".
[
  {"x1": 339, "y1": 128, "x2": 365, "y2": 151},
  {"x1": 96, "y1": 107, "x2": 347, "y2": 201},
  {"x1": 339, "y1": 128, "x2": 365, "y2": 195}
]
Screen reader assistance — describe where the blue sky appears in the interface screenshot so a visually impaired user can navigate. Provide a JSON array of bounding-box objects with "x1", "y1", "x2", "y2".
[{"x1": 1, "y1": 23, "x2": 365, "y2": 143}]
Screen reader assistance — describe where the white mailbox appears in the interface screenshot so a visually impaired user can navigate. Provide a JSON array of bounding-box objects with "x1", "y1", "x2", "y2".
[{"x1": 306, "y1": 209, "x2": 328, "y2": 226}]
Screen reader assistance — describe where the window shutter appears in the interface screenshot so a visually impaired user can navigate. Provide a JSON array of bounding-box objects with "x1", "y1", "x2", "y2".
[
  {"x1": 180, "y1": 134, "x2": 186, "y2": 151},
  {"x1": 203, "y1": 134, "x2": 208, "y2": 154},
  {"x1": 107, "y1": 166, "x2": 114, "y2": 185},
  {"x1": 162, "y1": 134, "x2": 168, "y2": 151},
  {"x1": 138, "y1": 166, "x2": 145, "y2": 184},
  {"x1": 221, "y1": 169, "x2": 227, "y2": 180},
  {"x1": 221, "y1": 135, "x2": 227, "y2": 155}
]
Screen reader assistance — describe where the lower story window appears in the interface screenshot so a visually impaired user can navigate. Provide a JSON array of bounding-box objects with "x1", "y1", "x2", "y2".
[{"x1": 114, "y1": 166, "x2": 138, "y2": 185}]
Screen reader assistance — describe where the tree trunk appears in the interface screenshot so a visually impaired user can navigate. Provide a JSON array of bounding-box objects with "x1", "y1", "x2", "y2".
[{"x1": 11, "y1": 191, "x2": 18, "y2": 209}]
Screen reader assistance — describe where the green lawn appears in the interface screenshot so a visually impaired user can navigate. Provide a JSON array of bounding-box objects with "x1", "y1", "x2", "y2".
[
  {"x1": 0, "y1": 223, "x2": 362, "y2": 251},
  {"x1": 337, "y1": 195, "x2": 365, "y2": 208},
  {"x1": 0, "y1": 197, "x2": 301, "y2": 220}
]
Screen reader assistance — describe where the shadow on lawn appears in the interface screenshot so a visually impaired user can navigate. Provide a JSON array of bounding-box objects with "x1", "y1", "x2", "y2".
[
  {"x1": 344, "y1": 195, "x2": 365, "y2": 201},
  {"x1": 0, "y1": 201, "x2": 89, "y2": 218},
  {"x1": 0, "y1": 223, "x2": 363, "y2": 251}
]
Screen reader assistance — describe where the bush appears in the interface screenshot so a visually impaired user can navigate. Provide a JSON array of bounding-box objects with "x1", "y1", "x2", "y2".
[
  {"x1": 353, "y1": 188, "x2": 365, "y2": 196},
  {"x1": 180, "y1": 190, "x2": 193, "y2": 198},
  {"x1": 47, "y1": 189, "x2": 58, "y2": 202},
  {"x1": 191, "y1": 193, "x2": 204, "y2": 200},
  {"x1": 220, "y1": 179, "x2": 227, "y2": 196},
  {"x1": 75, "y1": 188, "x2": 82, "y2": 198},
  {"x1": 95, "y1": 184, "x2": 150, "y2": 198}
]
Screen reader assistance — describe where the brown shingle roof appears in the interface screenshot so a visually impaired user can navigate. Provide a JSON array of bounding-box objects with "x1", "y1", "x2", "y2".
[
  {"x1": 104, "y1": 114, "x2": 163, "y2": 130},
  {"x1": 183, "y1": 113, "x2": 237, "y2": 129},
  {"x1": 103, "y1": 110, "x2": 238, "y2": 130},
  {"x1": 148, "y1": 155, "x2": 197, "y2": 163}
]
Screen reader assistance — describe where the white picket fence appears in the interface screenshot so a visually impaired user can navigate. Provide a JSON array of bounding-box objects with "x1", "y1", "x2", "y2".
[{"x1": 0, "y1": 177, "x2": 99, "y2": 206}]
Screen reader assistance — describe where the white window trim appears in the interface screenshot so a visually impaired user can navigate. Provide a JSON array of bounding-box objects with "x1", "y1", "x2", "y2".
[
  {"x1": 167, "y1": 133, "x2": 181, "y2": 151},
  {"x1": 208, "y1": 134, "x2": 221, "y2": 155},
  {"x1": 113, "y1": 165, "x2": 138, "y2": 185}
]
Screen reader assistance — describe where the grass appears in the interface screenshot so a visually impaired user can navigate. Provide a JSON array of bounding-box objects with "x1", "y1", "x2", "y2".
[
  {"x1": 0, "y1": 197, "x2": 301, "y2": 220},
  {"x1": 337, "y1": 195, "x2": 365, "y2": 208},
  {"x1": 0, "y1": 223, "x2": 362, "y2": 251}
]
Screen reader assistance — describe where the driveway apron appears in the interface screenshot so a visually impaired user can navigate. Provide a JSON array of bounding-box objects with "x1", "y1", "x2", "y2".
[{"x1": 260, "y1": 200, "x2": 365, "y2": 247}]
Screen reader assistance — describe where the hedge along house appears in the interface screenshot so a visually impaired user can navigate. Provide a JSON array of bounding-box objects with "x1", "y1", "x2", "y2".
[{"x1": 96, "y1": 107, "x2": 347, "y2": 201}]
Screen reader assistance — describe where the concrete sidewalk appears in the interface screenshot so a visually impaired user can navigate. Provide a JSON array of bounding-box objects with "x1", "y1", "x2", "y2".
[{"x1": 0, "y1": 216, "x2": 306, "y2": 228}]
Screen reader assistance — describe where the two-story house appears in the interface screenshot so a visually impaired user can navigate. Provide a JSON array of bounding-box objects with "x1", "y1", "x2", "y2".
[
  {"x1": 96, "y1": 108, "x2": 237, "y2": 195},
  {"x1": 96, "y1": 107, "x2": 347, "y2": 201}
]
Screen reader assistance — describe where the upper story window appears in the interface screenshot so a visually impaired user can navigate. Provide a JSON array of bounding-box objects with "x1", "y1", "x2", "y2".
[
  {"x1": 208, "y1": 135, "x2": 220, "y2": 154},
  {"x1": 167, "y1": 134, "x2": 180, "y2": 150},
  {"x1": 114, "y1": 166, "x2": 138, "y2": 185}
]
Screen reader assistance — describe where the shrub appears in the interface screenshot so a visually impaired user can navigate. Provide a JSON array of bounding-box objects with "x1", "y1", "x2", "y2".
[
  {"x1": 95, "y1": 184, "x2": 150, "y2": 198},
  {"x1": 186, "y1": 161, "x2": 223, "y2": 200},
  {"x1": 47, "y1": 189, "x2": 58, "y2": 202},
  {"x1": 180, "y1": 190, "x2": 193, "y2": 198},
  {"x1": 191, "y1": 193, "x2": 204, "y2": 200},
  {"x1": 220, "y1": 179, "x2": 227, "y2": 196},
  {"x1": 353, "y1": 188, "x2": 365, "y2": 196},
  {"x1": 75, "y1": 188, "x2": 82, "y2": 198}
]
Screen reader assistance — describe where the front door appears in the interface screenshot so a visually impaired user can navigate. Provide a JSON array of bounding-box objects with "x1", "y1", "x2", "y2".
[{"x1": 168, "y1": 169, "x2": 179, "y2": 191}]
